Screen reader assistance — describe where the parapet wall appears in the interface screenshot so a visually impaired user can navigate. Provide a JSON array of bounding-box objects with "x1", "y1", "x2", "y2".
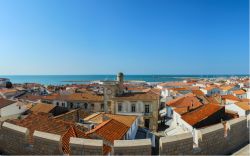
[
  {"x1": 113, "y1": 139, "x2": 152, "y2": 155},
  {"x1": 112, "y1": 139, "x2": 151, "y2": 155},
  {"x1": 70, "y1": 137, "x2": 103, "y2": 155},
  {"x1": 0, "y1": 122, "x2": 30, "y2": 155},
  {"x1": 0, "y1": 121, "x2": 151, "y2": 155},
  {"x1": 159, "y1": 116, "x2": 249, "y2": 155},
  {"x1": 0, "y1": 116, "x2": 248, "y2": 155}
]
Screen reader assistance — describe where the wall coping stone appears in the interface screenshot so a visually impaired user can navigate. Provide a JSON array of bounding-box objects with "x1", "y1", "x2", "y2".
[
  {"x1": 70, "y1": 137, "x2": 103, "y2": 147},
  {"x1": 33, "y1": 130, "x2": 61, "y2": 142},
  {"x1": 228, "y1": 116, "x2": 246, "y2": 125},
  {"x1": 160, "y1": 132, "x2": 192, "y2": 143},
  {"x1": 199, "y1": 123, "x2": 223, "y2": 134},
  {"x1": 2, "y1": 122, "x2": 28, "y2": 134},
  {"x1": 114, "y1": 139, "x2": 151, "y2": 147}
]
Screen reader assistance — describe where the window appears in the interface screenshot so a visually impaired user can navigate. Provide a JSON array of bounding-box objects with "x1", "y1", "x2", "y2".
[
  {"x1": 70, "y1": 103, "x2": 73, "y2": 109},
  {"x1": 101, "y1": 104, "x2": 104, "y2": 110},
  {"x1": 144, "y1": 119, "x2": 150, "y2": 128},
  {"x1": 19, "y1": 106, "x2": 21, "y2": 110},
  {"x1": 56, "y1": 102, "x2": 59, "y2": 106},
  {"x1": 118, "y1": 104, "x2": 122, "y2": 112},
  {"x1": 131, "y1": 104, "x2": 136, "y2": 112},
  {"x1": 84, "y1": 103, "x2": 88, "y2": 109},
  {"x1": 62, "y1": 103, "x2": 65, "y2": 107},
  {"x1": 91, "y1": 104, "x2": 94, "y2": 110},
  {"x1": 145, "y1": 104, "x2": 150, "y2": 113}
]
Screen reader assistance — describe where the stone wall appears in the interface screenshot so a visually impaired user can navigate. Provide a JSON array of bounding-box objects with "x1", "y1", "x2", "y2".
[
  {"x1": 70, "y1": 137, "x2": 103, "y2": 155},
  {"x1": 113, "y1": 139, "x2": 152, "y2": 155},
  {"x1": 159, "y1": 132, "x2": 193, "y2": 155},
  {"x1": 159, "y1": 116, "x2": 249, "y2": 155},
  {"x1": 33, "y1": 131, "x2": 62, "y2": 155},
  {"x1": 0, "y1": 122, "x2": 29, "y2": 155},
  {"x1": 0, "y1": 122, "x2": 152, "y2": 155},
  {"x1": 0, "y1": 116, "x2": 248, "y2": 155}
]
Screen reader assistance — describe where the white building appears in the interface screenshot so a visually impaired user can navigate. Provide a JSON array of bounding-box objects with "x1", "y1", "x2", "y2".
[
  {"x1": 225, "y1": 102, "x2": 250, "y2": 116},
  {"x1": 247, "y1": 89, "x2": 250, "y2": 99},
  {"x1": 232, "y1": 90, "x2": 247, "y2": 99},
  {"x1": 0, "y1": 98, "x2": 28, "y2": 117},
  {"x1": 200, "y1": 87, "x2": 221, "y2": 96}
]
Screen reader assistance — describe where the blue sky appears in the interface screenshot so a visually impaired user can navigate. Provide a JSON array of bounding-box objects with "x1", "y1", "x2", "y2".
[{"x1": 0, "y1": 0, "x2": 248, "y2": 75}]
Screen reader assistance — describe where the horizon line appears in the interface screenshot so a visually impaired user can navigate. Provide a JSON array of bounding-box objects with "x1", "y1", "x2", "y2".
[{"x1": 0, "y1": 74, "x2": 249, "y2": 76}]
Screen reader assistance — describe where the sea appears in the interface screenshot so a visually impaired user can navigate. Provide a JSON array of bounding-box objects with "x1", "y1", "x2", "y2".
[{"x1": 0, "y1": 75, "x2": 248, "y2": 85}]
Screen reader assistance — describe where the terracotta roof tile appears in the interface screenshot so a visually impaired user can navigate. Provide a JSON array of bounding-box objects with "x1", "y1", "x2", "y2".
[
  {"x1": 84, "y1": 113, "x2": 137, "y2": 128},
  {"x1": 192, "y1": 90, "x2": 204, "y2": 96},
  {"x1": 42, "y1": 92, "x2": 103, "y2": 102},
  {"x1": 30, "y1": 103, "x2": 56, "y2": 113},
  {"x1": 86, "y1": 119, "x2": 129, "y2": 143},
  {"x1": 181, "y1": 104, "x2": 224, "y2": 126},
  {"x1": 8, "y1": 112, "x2": 88, "y2": 154},
  {"x1": 235, "y1": 102, "x2": 250, "y2": 111},
  {"x1": 7, "y1": 113, "x2": 73, "y2": 144},
  {"x1": 103, "y1": 144, "x2": 112, "y2": 155},
  {"x1": 166, "y1": 95, "x2": 202, "y2": 108},
  {"x1": 104, "y1": 114, "x2": 137, "y2": 127},
  {"x1": 222, "y1": 95, "x2": 240, "y2": 101},
  {"x1": 62, "y1": 126, "x2": 88, "y2": 154},
  {"x1": 232, "y1": 90, "x2": 246, "y2": 95}
]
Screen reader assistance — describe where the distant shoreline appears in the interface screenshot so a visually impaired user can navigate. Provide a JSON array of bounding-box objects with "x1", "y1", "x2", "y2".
[{"x1": 0, "y1": 75, "x2": 248, "y2": 85}]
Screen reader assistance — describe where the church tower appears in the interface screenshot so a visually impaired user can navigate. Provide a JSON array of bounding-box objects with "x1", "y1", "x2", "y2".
[{"x1": 117, "y1": 72, "x2": 124, "y2": 95}]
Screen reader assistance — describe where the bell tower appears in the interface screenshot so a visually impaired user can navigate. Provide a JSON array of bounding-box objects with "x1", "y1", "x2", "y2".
[{"x1": 117, "y1": 72, "x2": 124, "y2": 95}]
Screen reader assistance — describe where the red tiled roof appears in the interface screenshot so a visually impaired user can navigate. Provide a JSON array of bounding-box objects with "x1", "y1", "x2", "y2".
[
  {"x1": 103, "y1": 144, "x2": 112, "y2": 155},
  {"x1": 18, "y1": 94, "x2": 41, "y2": 102},
  {"x1": 235, "y1": 102, "x2": 250, "y2": 111},
  {"x1": 181, "y1": 104, "x2": 224, "y2": 126},
  {"x1": 105, "y1": 114, "x2": 137, "y2": 127},
  {"x1": 203, "y1": 86, "x2": 216, "y2": 91},
  {"x1": 192, "y1": 90, "x2": 204, "y2": 96},
  {"x1": 221, "y1": 95, "x2": 240, "y2": 101},
  {"x1": 8, "y1": 113, "x2": 72, "y2": 143},
  {"x1": 174, "y1": 107, "x2": 188, "y2": 115},
  {"x1": 241, "y1": 99, "x2": 250, "y2": 102},
  {"x1": 62, "y1": 126, "x2": 89, "y2": 154},
  {"x1": 8, "y1": 112, "x2": 88, "y2": 154},
  {"x1": 207, "y1": 95, "x2": 221, "y2": 104},
  {"x1": 232, "y1": 90, "x2": 246, "y2": 95},
  {"x1": 30, "y1": 103, "x2": 56, "y2": 113},
  {"x1": 86, "y1": 119, "x2": 129, "y2": 143},
  {"x1": 42, "y1": 92, "x2": 103, "y2": 102},
  {"x1": 166, "y1": 95, "x2": 202, "y2": 108}
]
